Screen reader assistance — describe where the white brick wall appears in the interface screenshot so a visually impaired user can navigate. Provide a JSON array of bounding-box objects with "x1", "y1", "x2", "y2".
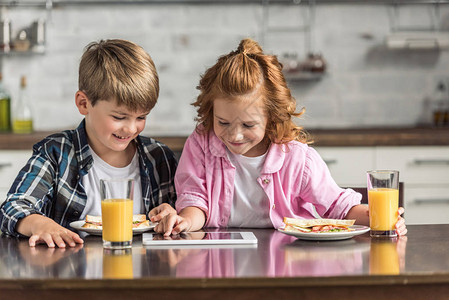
[{"x1": 2, "y1": 3, "x2": 449, "y2": 135}]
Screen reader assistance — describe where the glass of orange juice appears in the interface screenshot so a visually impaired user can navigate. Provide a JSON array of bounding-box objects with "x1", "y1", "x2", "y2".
[
  {"x1": 100, "y1": 178, "x2": 134, "y2": 249},
  {"x1": 367, "y1": 170, "x2": 399, "y2": 238}
]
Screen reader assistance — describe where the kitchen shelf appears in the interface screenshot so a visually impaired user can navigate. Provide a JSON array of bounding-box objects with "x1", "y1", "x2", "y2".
[
  {"x1": 0, "y1": 48, "x2": 45, "y2": 55},
  {"x1": 284, "y1": 71, "x2": 326, "y2": 81},
  {"x1": 2, "y1": 0, "x2": 449, "y2": 8}
]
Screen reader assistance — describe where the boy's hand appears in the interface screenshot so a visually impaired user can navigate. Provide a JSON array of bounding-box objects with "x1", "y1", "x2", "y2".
[
  {"x1": 17, "y1": 214, "x2": 84, "y2": 248},
  {"x1": 395, "y1": 207, "x2": 407, "y2": 236},
  {"x1": 154, "y1": 213, "x2": 191, "y2": 237},
  {"x1": 148, "y1": 203, "x2": 176, "y2": 223}
]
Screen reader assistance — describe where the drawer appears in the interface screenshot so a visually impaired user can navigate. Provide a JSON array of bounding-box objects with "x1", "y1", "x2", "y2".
[
  {"x1": 376, "y1": 146, "x2": 449, "y2": 186},
  {"x1": 0, "y1": 150, "x2": 32, "y2": 189},
  {"x1": 404, "y1": 187, "x2": 449, "y2": 225},
  {"x1": 315, "y1": 147, "x2": 375, "y2": 186}
]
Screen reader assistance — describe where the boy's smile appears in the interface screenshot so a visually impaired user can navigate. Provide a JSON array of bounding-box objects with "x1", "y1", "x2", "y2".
[{"x1": 77, "y1": 94, "x2": 149, "y2": 167}]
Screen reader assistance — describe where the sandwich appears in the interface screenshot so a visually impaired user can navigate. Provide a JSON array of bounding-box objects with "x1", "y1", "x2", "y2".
[
  {"x1": 82, "y1": 214, "x2": 151, "y2": 230},
  {"x1": 282, "y1": 217, "x2": 355, "y2": 233}
]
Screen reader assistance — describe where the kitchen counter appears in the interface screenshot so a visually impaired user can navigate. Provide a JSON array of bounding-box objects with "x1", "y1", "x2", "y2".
[
  {"x1": 1, "y1": 225, "x2": 449, "y2": 300},
  {"x1": 308, "y1": 126, "x2": 449, "y2": 147},
  {"x1": 0, "y1": 127, "x2": 448, "y2": 151}
]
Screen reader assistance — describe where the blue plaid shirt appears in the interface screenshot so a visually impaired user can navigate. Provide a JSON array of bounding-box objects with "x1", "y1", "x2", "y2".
[{"x1": 0, "y1": 120, "x2": 177, "y2": 237}]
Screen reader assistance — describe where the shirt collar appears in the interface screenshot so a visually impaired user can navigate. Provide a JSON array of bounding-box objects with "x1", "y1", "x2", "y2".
[
  {"x1": 208, "y1": 130, "x2": 228, "y2": 157},
  {"x1": 262, "y1": 143, "x2": 286, "y2": 174},
  {"x1": 73, "y1": 119, "x2": 93, "y2": 175}
]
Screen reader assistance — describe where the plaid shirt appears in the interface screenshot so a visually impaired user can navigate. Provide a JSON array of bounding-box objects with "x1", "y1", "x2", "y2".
[{"x1": 0, "y1": 120, "x2": 177, "y2": 237}]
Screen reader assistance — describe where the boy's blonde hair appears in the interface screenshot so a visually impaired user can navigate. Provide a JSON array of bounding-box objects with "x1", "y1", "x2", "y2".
[
  {"x1": 79, "y1": 39, "x2": 159, "y2": 112},
  {"x1": 193, "y1": 38, "x2": 311, "y2": 144}
]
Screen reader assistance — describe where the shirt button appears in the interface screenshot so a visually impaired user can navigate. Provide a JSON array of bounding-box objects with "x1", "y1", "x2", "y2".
[
  {"x1": 272, "y1": 204, "x2": 275, "y2": 210},
  {"x1": 263, "y1": 178, "x2": 270, "y2": 184}
]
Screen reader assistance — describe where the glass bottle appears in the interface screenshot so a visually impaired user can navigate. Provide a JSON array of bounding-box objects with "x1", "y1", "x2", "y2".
[
  {"x1": 432, "y1": 82, "x2": 446, "y2": 127},
  {"x1": 444, "y1": 92, "x2": 449, "y2": 127},
  {"x1": 12, "y1": 75, "x2": 33, "y2": 134},
  {"x1": 0, "y1": 72, "x2": 11, "y2": 132}
]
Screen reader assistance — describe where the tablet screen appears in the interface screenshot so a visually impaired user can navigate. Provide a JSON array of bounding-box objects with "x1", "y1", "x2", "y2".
[{"x1": 142, "y1": 231, "x2": 257, "y2": 246}]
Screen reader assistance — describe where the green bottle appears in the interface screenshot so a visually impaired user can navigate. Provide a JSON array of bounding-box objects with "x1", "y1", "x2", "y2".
[{"x1": 0, "y1": 72, "x2": 11, "y2": 132}]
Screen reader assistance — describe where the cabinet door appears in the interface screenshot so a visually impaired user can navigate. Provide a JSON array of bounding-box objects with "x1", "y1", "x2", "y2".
[
  {"x1": 315, "y1": 147, "x2": 375, "y2": 186},
  {"x1": 0, "y1": 188, "x2": 7, "y2": 205},
  {"x1": 0, "y1": 150, "x2": 32, "y2": 204},
  {"x1": 404, "y1": 187, "x2": 449, "y2": 225},
  {"x1": 376, "y1": 146, "x2": 449, "y2": 186}
]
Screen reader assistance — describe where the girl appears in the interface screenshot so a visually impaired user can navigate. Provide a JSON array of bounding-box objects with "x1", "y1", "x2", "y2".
[{"x1": 155, "y1": 38, "x2": 406, "y2": 236}]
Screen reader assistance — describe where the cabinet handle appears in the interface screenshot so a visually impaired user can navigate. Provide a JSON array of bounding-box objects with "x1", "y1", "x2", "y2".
[
  {"x1": 324, "y1": 159, "x2": 337, "y2": 165},
  {"x1": 0, "y1": 162, "x2": 12, "y2": 169},
  {"x1": 413, "y1": 198, "x2": 449, "y2": 205},
  {"x1": 413, "y1": 159, "x2": 449, "y2": 165}
]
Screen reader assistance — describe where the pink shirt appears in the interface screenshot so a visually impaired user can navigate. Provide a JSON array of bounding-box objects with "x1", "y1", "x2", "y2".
[{"x1": 175, "y1": 129, "x2": 361, "y2": 229}]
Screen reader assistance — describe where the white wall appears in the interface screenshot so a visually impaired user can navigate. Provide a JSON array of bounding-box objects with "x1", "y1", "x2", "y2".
[{"x1": 2, "y1": 3, "x2": 449, "y2": 135}]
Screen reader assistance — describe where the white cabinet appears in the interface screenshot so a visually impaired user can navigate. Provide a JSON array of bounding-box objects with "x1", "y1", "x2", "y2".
[
  {"x1": 316, "y1": 146, "x2": 449, "y2": 225},
  {"x1": 375, "y1": 147, "x2": 449, "y2": 186},
  {"x1": 315, "y1": 147, "x2": 375, "y2": 186},
  {"x1": 401, "y1": 187, "x2": 449, "y2": 225},
  {"x1": 0, "y1": 150, "x2": 32, "y2": 205},
  {"x1": 376, "y1": 146, "x2": 449, "y2": 225}
]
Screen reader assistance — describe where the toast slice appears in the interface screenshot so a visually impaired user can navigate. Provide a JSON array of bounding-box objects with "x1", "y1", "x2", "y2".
[
  {"x1": 82, "y1": 214, "x2": 151, "y2": 229},
  {"x1": 283, "y1": 217, "x2": 355, "y2": 233}
]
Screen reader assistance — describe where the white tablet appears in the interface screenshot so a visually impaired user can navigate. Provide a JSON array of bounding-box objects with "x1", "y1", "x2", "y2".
[{"x1": 142, "y1": 231, "x2": 257, "y2": 246}]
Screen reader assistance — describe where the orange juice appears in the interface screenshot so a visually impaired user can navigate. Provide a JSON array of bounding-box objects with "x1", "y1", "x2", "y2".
[
  {"x1": 368, "y1": 188, "x2": 399, "y2": 232},
  {"x1": 101, "y1": 198, "x2": 133, "y2": 242},
  {"x1": 103, "y1": 249, "x2": 133, "y2": 279},
  {"x1": 369, "y1": 240, "x2": 400, "y2": 275}
]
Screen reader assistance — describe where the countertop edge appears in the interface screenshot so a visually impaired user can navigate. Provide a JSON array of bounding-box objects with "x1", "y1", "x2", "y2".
[
  {"x1": 1, "y1": 274, "x2": 449, "y2": 289},
  {"x1": 1, "y1": 127, "x2": 448, "y2": 150}
]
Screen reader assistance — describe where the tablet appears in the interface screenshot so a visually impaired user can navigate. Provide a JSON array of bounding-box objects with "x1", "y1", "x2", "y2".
[{"x1": 142, "y1": 231, "x2": 257, "y2": 246}]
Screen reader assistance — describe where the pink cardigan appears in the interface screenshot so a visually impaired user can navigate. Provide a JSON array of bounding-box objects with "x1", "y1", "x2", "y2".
[{"x1": 175, "y1": 129, "x2": 361, "y2": 229}]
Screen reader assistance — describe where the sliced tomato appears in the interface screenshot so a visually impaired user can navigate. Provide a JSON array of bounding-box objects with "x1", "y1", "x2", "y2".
[
  {"x1": 312, "y1": 225, "x2": 323, "y2": 232},
  {"x1": 320, "y1": 225, "x2": 332, "y2": 232}
]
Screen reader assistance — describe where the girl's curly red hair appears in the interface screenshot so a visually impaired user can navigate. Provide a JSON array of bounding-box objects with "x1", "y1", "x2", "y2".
[{"x1": 192, "y1": 38, "x2": 311, "y2": 145}]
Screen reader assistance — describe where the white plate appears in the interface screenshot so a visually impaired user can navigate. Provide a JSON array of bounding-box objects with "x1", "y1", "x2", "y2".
[
  {"x1": 69, "y1": 220, "x2": 156, "y2": 236},
  {"x1": 278, "y1": 225, "x2": 370, "y2": 241}
]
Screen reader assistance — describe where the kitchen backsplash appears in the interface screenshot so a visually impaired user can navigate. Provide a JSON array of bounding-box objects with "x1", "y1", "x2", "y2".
[{"x1": 2, "y1": 3, "x2": 449, "y2": 135}]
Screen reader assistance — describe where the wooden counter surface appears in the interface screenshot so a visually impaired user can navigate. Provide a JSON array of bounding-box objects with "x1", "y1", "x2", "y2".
[
  {"x1": 1, "y1": 127, "x2": 448, "y2": 151},
  {"x1": 1, "y1": 225, "x2": 449, "y2": 300}
]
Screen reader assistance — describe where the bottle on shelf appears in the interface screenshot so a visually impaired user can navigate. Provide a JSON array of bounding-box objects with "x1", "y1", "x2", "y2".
[
  {"x1": 0, "y1": 19, "x2": 12, "y2": 53},
  {"x1": 431, "y1": 81, "x2": 448, "y2": 127},
  {"x1": 0, "y1": 72, "x2": 11, "y2": 132},
  {"x1": 12, "y1": 75, "x2": 33, "y2": 134}
]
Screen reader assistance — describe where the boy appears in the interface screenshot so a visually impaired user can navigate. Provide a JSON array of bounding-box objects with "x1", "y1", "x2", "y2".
[{"x1": 0, "y1": 39, "x2": 177, "y2": 248}]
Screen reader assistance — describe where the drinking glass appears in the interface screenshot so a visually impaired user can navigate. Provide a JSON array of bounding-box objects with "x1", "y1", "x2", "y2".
[
  {"x1": 367, "y1": 170, "x2": 399, "y2": 238},
  {"x1": 100, "y1": 178, "x2": 134, "y2": 249}
]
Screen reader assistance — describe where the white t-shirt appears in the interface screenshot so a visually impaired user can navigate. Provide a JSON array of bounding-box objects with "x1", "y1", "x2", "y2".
[
  {"x1": 80, "y1": 149, "x2": 143, "y2": 220},
  {"x1": 226, "y1": 149, "x2": 272, "y2": 228}
]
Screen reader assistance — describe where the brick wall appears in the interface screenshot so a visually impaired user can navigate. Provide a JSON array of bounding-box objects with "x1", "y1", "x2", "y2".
[{"x1": 2, "y1": 3, "x2": 449, "y2": 135}]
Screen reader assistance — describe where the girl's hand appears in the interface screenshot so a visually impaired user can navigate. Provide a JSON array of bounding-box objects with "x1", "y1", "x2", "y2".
[
  {"x1": 395, "y1": 207, "x2": 407, "y2": 236},
  {"x1": 154, "y1": 213, "x2": 191, "y2": 237},
  {"x1": 148, "y1": 203, "x2": 176, "y2": 223}
]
